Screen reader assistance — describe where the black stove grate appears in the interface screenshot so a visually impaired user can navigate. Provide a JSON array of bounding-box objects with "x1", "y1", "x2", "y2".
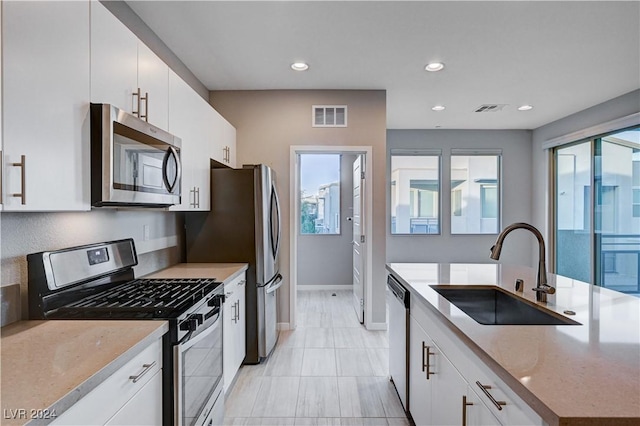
[{"x1": 54, "y1": 278, "x2": 220, "y2": 319}]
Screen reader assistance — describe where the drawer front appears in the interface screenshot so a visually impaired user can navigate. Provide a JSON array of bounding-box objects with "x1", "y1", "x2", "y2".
[
  {"x1": 467, "y1": 357, "x2": 544, "y2": 426},
  {"x1": 52, "y1": 337, "x2": 162, "y2": 425}
]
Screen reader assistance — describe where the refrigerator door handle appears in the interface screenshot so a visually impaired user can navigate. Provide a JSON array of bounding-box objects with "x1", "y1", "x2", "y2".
[
  {"x1": 265, "y1": 274, "x2": 283, "y2": 294},
  {"x1": 270, "y1": 184, "x2": 281, "y2": 260}
]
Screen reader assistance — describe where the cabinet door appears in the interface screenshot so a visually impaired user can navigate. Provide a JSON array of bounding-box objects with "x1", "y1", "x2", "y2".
[
  {"x1": 223, "y1": 274, "x2": 247, "y2": 393},
  {"x1": 137, "y1": 43, "x2": 169, "y2": 130},
  {"x1": 222, "y1": 283, "x2": 237, "y2": 392},
  {"x1": 168, "y1": 71, "x2": 211, "y2": 211},
  {"x1": 168, "y1": 71, "x2": 197, "y2": 211},
  {"x1": 222, "y1": 118, "x2": 237, "y2": 168},
  {"x1": 430, "y1": 345, "x2": 468, "y2": 426},
  {"x1": 2, "y1": 0, "x2": 90, "y2": 211},
  {"x1": 104, "y1": 370, "x2": 163, "y2": 426},
  {"x1": 409, "y1": 315, "x2": 433, "y2": 426},
  {"x1": 233, "y1": 275, "x2": 247, "y2": 371},
  {"x1": 464, "y1": 387, "x2": 501, "y2": 426},
  {"x1": 90, "y1": 1, "x2": 138, "y2": 114}
]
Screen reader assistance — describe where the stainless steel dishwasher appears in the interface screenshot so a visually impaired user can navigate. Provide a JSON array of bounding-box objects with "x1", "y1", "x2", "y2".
[{"x1": 387, "y1": 274, "x2": 410, "y2": 412}]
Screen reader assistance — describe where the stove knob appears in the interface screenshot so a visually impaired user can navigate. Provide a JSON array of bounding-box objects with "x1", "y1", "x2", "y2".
[
  {"x1": 179, "y1": 316, "x2": 198, "y2": 332},
  {"x1": 208, "y1": 294, "x2": 224, "y2": 307}
]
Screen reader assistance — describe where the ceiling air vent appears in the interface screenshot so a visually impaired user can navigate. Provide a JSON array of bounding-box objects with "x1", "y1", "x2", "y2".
[
  {"x1": 313, "y1": 105, "x2": 347, "y2": 127},
  {"x1": 474, "y1": 104, "x2": 507, "y2": 113}
]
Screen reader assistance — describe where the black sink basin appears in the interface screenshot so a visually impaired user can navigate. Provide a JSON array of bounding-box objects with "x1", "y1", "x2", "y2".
[{"x1": 430, "y1": 286, "x2": 580, "y2": 326}]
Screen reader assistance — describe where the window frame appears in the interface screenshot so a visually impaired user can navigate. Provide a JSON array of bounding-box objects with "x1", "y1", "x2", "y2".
[
  {"x1": 449, "y1": 150, "x2": 502, "y2": 235},
  {"x1": 389, "y1": 149, "x2": 442, "y2": 235}
]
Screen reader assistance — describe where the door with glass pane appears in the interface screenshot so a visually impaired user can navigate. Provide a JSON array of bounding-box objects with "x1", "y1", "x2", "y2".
[{"x1": 554, "y1": 127, "x2": 640, "y2": 294}]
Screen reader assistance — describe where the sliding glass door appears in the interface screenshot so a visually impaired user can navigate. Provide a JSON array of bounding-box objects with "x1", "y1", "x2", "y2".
[{"x1": 554, "y1": 127, "x2": 640, "y2": 295}]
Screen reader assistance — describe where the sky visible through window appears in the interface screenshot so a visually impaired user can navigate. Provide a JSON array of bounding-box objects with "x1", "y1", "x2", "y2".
[{"x1": 300, "y1": 154, "x2": 340, "y2": 196}]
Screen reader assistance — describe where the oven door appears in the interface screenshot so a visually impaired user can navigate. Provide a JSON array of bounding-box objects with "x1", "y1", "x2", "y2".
[{"x1": 174, "y1": 311, "x2": 223, "y2": 426}]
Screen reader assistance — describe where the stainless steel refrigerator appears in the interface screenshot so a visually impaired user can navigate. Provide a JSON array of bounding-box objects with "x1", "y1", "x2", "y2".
[{"x1": 185, "y1": 164, "x2": 282, "y2": 363}]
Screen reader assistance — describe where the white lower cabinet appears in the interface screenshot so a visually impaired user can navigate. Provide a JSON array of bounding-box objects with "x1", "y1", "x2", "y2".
[
  {"x1": 223, "y1": 272, "x2": 247, "y2": 393},
  {"x1": 408, "y1": 316, "x2": 433, "y2": 426},
  {"x1": 408, "y1": 296, "x2": 545, "y2": 426},
  {"x1": 52, "y1": 337, "x2": 162, "y2": 425},
  {"x1": 104, "y1": 370, "x2": 162, "y2": 425}
]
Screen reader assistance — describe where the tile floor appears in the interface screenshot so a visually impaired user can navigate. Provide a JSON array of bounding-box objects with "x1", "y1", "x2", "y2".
[{"x1": 223, "y1": 290, "x2": 409, "y2": 426}]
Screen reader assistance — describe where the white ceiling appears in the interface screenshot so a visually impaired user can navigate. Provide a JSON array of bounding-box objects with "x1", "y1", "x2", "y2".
[{"x1": 127, "y1": 1, "x2": 640, "y2": 130}]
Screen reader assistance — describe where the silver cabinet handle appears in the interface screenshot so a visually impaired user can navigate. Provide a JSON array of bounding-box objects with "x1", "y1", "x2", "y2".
[
  {"x1": 234, "y1": 300, "x2": 240, "y2": 322},
  {"x1": 422, "y1": 343, "x2": 434, "y2": 379},
  {"x1": 11, "y1": 155, "x2": 26, "y2": 205},
  {"x1": 195, "y1": 187, "x2": 200, "y2": 208},
  {"x1": 226, "y1": 291, "x2": 233, "y2": 297},
  {"x1": 231, "y1": 300, "x2": 237, "y2": 324},
  {"x1": 141, "y1": 91, "x2": 149, "y2": 122},
  {"x1": 462, "y1": 395, "x2": 473, "y2": 426},
  {"x1": 190, "y1": 187, "x2": 196, "y2": 208},
  {"x1": 476, "y1": 381, "x2": 506, "y2": 411},
  {"x1": 238, "y1": 280, "x2": 246, "y2": 286},
  {"x1": 132, "y1": 88, "x2": 141, "y2": 117},
  {"x1": 129, "y1": 361, "x2": 156, "y2": 383}
]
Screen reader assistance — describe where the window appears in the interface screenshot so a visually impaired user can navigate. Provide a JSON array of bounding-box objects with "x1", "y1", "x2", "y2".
[
  {"x1": 450, "y1": 153, "x2": 501, "y2": 234},
  {"x1": 554, "y1": 126, "x2": 640, "y2": 295},
  {"x1": 390, "y1": 151, "x2": 440, "y2": 234},
  {"x1": 299, "y1": 154, "x2": 341, "y2": 234}
]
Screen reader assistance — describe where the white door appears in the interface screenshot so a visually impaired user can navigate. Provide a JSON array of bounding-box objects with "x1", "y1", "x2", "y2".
[{"x1": 352, "y1": 155, "x2": 365, "y2": 323}]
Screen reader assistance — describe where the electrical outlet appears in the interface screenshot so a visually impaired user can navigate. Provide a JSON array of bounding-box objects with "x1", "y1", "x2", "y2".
[{"x1": 143, "y1": 225, "x2": 150, "y2": 241}]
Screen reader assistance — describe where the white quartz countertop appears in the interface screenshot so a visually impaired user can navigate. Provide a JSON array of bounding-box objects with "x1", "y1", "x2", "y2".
[
  {"x1": 0, "y1": 320, "x2": 168, "y2": 425},
  {"x1": 386, "y1": 262, "x2": 640, "y2": 426},
  {"x1": 144, "y1": 262, "x2": 248, "y2": 283}
]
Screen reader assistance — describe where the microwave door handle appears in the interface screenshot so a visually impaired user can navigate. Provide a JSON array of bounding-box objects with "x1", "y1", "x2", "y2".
[{"x1": 162, "y1": 146, "x2": 181, "y2": 193}]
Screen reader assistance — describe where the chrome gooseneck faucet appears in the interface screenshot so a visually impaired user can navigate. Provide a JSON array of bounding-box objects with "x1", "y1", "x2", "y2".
[{"x1": 490, "y1": 222, "x2": 555, "y2": 303}]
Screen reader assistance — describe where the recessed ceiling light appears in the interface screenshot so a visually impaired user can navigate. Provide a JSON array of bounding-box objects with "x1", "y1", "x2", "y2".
[
  {"x1": 291, "y1": 62, "x2": 309, "y2": 71},
  {"x1": 432, "y1": 105, "x2": 446, "y2": 111},
  {"x1": 517, "y1": 104, "x2": 534, "y2": 111},
  {"x1": 425, "y1": 62, "x2": 444, "y2": 72}
]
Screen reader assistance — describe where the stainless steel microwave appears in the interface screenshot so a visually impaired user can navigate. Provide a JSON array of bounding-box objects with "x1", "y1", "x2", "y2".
[{"x1": 91, "y1": 103, "x2": 182, "y2": 207}]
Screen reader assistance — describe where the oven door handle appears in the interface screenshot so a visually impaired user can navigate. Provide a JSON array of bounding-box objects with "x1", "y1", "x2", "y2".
[{"x1": 176, "y1": 311, "x2": 221, "y2": 351}]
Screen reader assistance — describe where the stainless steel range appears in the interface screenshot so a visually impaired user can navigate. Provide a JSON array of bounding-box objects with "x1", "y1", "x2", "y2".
[{"x1": 27, "y1": 238, "x2": 224, "y2": 426}]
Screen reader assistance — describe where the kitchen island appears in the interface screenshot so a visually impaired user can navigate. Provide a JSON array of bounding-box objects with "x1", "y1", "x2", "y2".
[{"x1": 386, "y1": 262, "x2": 640, "y2": 426}]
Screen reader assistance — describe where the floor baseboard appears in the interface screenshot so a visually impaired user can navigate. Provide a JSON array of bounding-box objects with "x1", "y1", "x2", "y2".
[
  {"x1": 297, "y1": 285, "x2": 353, "y2": 291},
  {"x1": 366, "y1": 322, "x2": 387, "y2": 331},
  {"x1": 277, "y1": 322, "x2": 291, "y2": 331}
]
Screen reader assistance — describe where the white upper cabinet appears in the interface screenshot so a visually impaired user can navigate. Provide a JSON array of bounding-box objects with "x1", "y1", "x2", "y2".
[
  {"x1": 2, "y1": 0, "x2": 91, "y2": 211},
  {"x1": 137, "y1": 43, "x2": 169, "y2": 130},
  {"x1": 210, "y1": 108, "x2": 237, "y2": 168},
  {"x1": 168, "y1": 70, "x2": 211, "y2": 211},
  {"x1": 90, "y1": 2, "x2": 168, "y2": 130},
  {"x1": 90, "y1": 1, "x2": 138, "y2": 116}
]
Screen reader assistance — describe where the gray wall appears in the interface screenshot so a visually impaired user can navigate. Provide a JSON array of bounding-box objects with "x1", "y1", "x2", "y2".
[
  {"x1": 209, "y1": 90, "x2": 387, "y2": 327},
  {"x1": 531, "y1": 89, "x2": 640, "y2": 268},
  {"x1": 1, "y1": 210, "x2": 183, "y2": 322},
  {"x1": 387, "y1": 129, "x2": 534, "y2": 266},
  {"x1": 298, "y1": 153, "x2": 357, "y2": 287}
]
